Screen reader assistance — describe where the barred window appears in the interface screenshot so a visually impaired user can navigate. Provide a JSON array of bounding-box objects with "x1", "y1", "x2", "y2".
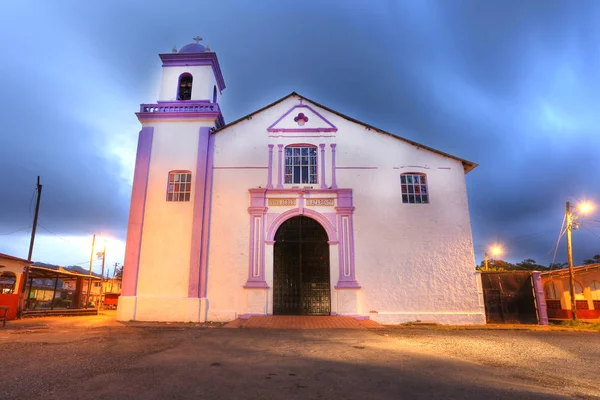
[
  {"x1": 167, "y1": 171, "x2": 192, "y2": 202},
  {"x1": 284, "y1": 146, "x2": 317, "y2": 184},
  {"x1": 401, "y1": 173, "x2": 429, "y2": 204}
]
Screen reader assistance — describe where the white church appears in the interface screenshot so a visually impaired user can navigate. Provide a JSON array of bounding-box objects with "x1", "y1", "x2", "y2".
[{"x1": 117, "y1": 39, "x2": 486, "y2": 325}]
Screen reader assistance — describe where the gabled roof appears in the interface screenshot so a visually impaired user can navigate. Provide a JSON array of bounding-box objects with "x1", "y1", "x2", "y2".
[
  {"x1": 0, "y1": 252, "x2": 33, "y2": 264},
  {"x1": 213, "y1": 92, "x2": 478, "y2": 174},
  {"x1": 541, "y1": 263, "x2": 600, "y2": 276}
]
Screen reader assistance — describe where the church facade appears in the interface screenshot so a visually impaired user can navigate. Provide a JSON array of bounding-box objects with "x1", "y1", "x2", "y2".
[{"x1": 117, "y1": 41, "x2": 486, "y2": 325}]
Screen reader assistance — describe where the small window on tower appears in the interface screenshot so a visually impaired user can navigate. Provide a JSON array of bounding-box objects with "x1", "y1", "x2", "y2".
[
  {"x1": 177, "y1": 73, "x2": 193, "y2": 100},
  {"x1": 167, "y1": 171, "x2": 192, "y2": 202}
]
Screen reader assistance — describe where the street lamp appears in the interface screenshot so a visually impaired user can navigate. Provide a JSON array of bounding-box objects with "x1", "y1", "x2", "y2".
[
  {"x1": 484, "y1": 245, "x2": 503, "y2": 271},
  {"x1": 565, "y1": 201, "x2": 594, "y2": 320}
]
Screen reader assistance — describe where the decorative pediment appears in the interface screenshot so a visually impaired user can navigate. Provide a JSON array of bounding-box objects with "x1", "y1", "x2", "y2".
[{"x1": 267, "y1": 102, "x2": 337, "y2": 133}]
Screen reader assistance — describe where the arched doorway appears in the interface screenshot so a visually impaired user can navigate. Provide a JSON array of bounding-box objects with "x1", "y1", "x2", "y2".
[{"x1": 273, "y1": 216, "x2": 330, "y2": 315}]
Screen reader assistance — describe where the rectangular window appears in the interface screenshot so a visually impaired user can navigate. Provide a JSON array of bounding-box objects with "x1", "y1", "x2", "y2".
[
  {"x1": 401, "y1": 173, "x2": 428, "y2": 204},
  {"x1": 284, "y1": 146, "x2": 317, "y2": 184},
  {"x1": 167, "y1": 171, "x2": 192, "y2": 202}
]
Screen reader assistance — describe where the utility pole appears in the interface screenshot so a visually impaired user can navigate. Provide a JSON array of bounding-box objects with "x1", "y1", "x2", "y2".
[
  {"x1": 99, "y1": 240, "x2": 106, "y2": 311},
  {"x1": 18, "y1": 176, "x2": 42, "y2": 318},
  {"x1": 484, "y1": 252, "x2": 489, "y2": 271},
  {"x1": 110, "y1": 262, "x2": 119, "y2": 293},
  {"x1": 565, "y1": 202, "x2": 577, "y2": 320},
  {"x1": 86, "y1": 234, "x2": 96, "y2": 309}
]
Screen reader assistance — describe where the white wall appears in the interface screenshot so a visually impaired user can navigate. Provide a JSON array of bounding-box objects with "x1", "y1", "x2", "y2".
[
  {"x1": 205, "y1": 95, "x2": 483, "y2": 324},
  {"x1": 137, "y1": 121, "x2": 206, "y2": 299},
  {"x1": 158, "y1": 65, "x2": 218, "y2": 102}
]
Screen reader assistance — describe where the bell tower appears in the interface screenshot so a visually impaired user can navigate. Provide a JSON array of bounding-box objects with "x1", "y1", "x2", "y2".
[
  {"x1": 118, "y1": 38, "x2": 226, "y2": 322},
  {"x1": 156, "y1": 36, "x2": 226, "y2": 109}
]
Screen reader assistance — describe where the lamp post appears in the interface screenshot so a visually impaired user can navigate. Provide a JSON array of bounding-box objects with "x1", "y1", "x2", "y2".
[
  {"x1": 484, "y1": 245, "x2": 502, "y2": 271},
  {"x1": 565, "y1": 201, "x2": 594, "y2": 321}
]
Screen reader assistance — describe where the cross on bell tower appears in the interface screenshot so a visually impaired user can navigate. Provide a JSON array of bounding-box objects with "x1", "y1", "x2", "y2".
[{"x1": 193, "y1": 36, "x2": 203, "y2": 44}]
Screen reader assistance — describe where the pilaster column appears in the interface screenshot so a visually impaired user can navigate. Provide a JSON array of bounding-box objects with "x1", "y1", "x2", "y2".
[
  {"x1": 245, "y1": 189, "x2": 268, "y2": 288},
  {"x1": 276, "y1": 144, "x2": 284, "y2": 189},
  {"x1": 335, "y1": 189, "x2": 360, "y2": 289},
  {"x1": 267, "y1": 144, "x2": 274, "y2": 189},
  {"x1": 319, "y1": 143, "x2": 327, "y2": 189},
  {"x1": 330, "y1": 143, "x2": 338, "y2": 190}
]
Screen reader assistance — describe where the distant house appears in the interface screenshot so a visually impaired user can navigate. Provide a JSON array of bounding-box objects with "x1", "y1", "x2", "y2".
[
  {"x1": 0, "y1": 252, "x2": 32, "y2": 320},
  {"x1": 541, "y1": 264, "x2": 600, "y2": 320}
]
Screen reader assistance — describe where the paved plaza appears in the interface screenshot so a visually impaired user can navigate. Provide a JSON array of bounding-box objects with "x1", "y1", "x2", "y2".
[{"x1": 1, "y1": 313, "x2": 598, "y2": 399}]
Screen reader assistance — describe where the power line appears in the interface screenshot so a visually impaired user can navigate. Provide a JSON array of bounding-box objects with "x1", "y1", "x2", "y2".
[
  {"x1": 0, "y1": 226, "x2": 32, "y2": 235},
  {"x1": 37, "y1": 223, "x2": 73, "y2": 243},
  {"x1": 549, "y1": 214, "x2": 567, "y2": 267},
  {"x1": 582, "y1": 227, "x2": 600, "y2": 241}
]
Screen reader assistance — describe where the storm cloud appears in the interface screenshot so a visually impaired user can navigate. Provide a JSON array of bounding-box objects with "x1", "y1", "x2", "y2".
[{"x1": 1, "y1": 0, "x2": 599, "y2": 271}]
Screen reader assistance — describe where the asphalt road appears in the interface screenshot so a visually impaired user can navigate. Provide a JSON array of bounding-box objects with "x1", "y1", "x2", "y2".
[{"x1": 0, "y1": 318, "x2": 598, "y2": 399}]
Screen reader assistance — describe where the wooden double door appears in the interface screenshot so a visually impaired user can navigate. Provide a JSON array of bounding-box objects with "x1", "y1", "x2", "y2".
[{"x1": 273, "y1": 216, "x2": 331, "y2": 315}]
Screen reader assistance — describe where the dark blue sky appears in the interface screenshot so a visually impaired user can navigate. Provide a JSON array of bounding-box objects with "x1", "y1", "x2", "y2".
[{"x1": 1, "y1": 0, "x2": 599, "y2": 273}]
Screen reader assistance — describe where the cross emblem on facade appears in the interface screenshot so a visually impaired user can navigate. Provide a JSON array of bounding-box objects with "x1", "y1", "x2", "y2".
[{"x1": 193, "y1": 36, "x2": 203, "y2": 44}]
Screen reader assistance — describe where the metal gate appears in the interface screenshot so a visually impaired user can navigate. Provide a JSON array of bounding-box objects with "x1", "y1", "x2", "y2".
[
  {"x1": 273, "y1": 216, "x2": 330, "y2": 315},
  {"x1": 481, "y1": 272, "x2": 539, "y2": 324}
]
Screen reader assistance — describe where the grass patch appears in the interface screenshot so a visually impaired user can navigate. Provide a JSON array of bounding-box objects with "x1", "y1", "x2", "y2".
[{"x1": 554, "y1": 320, "x2": 600, "y2": 332}]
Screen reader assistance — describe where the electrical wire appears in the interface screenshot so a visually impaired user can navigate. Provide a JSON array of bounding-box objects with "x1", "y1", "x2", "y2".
[
  {"x1": 582, "y1": 227, "x2": 600, "y2": 241},
  {"x1": 0, "y1": 226, "x2": 32, "y2": 235},
  {"x1": 549, "y1": 214, "x2": 567, "y2": 267},
  {"x1": 37, "y1": 223, "x2": 73, "y2": 243}
]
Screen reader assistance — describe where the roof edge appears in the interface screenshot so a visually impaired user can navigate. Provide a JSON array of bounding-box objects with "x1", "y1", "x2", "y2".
[
  {"x1": 213, "y1": 92, "x2": 477, "y2": 174},
  {"x1": 0, "y1": 252, "x2": 33, "y2": 264}
]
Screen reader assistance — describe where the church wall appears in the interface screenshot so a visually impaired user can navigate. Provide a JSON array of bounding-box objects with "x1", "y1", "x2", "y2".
[
  {"x1": 136, "y1": 121, "x2": 203, "y2": 301},
  {"x1": 318, "y1": 106, "x2": 483, "y2": 323},
  {"x1": 204, "y1": 96, "x2": 484, "y2": 324}
]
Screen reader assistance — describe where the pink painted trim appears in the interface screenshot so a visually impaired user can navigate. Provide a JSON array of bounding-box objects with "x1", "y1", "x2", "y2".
[
  {"x1": 267, "y1": 104, "x2": 338, "y2": 132},
  {"x1": 335, "y1": 282, "x2": 361, "y2": 289},
  {"x1": 336, "y1": 167, "x2": 378, "y2": 170},
  {"x1": 199, "y1": 133, "x2": 216, "y2": 298},
  {"x1": 266, "y1": 208, "x2": 337, "y2": 242},
  {"x1": 532, "y1": 272, "x2": 549, "y2": 325},
  {"x1": 212, "y1": 166, "x2": 268, "y2": 169},
  {"x1": 267, "y1": 144, "x2": 274, "y2": 189},
  {"x1": 264, "y1": 188, "x2": 335, "y2": 195},
  {"x1": 244, "y1": 281, "x2": 269, "y2": 289},
  {"x1": 122, "y1": 127, "x2": 154, "y2": 297},
  {"x1": 330, "y1": 144, "x2": 337, "y2": 189},
  {"x1": 159, "y1": 52, "x2": 226, "y2": 91},
  {"x1": 269, "y1": 128, "x2": 337, "y2": 133},
  {"x1": 334, "y1": 189, "x2": 359, "y2": 288},
  {"x1": 319, "y1": 144, "x2": 327, "y2": 189},
  {"x1": 188, "y1": 127, "x2": 211, "y2": 298},
  {"x1": 276, "y1": 144, "x2": 283, "y2": 189},
  {"x1": 269, "y1": 134, "x2": 337, "y2": 138},
  {"x1": 245, "y1": 189, "x2": 268, "y2": 288}
]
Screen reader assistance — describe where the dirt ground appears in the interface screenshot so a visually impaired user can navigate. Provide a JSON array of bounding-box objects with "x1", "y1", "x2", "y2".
[{"x1": 1, "y1": 313, "x2": 598, "y2": 400}]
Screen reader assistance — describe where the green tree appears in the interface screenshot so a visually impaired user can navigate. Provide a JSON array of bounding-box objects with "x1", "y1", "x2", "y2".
[
  {"x1": 477, "y1": 259, "x2": 517, "y2": 271},
  {"x1": 582, "y1": 254, "x2": 600, "y2": 265},
  {"x1": 549, "y1": 262, "x2": 568, "y2": 270},
  {"x1": 515, "y1": 259, "x2": 548, "y2": 271}
]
